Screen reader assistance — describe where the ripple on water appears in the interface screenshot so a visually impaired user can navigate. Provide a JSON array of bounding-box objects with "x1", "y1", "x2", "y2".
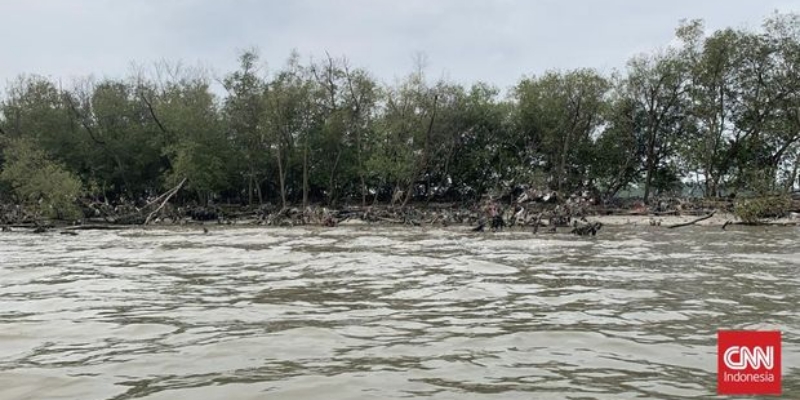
[{"x1": 0, "y1": 226, "x2": 798, "y2": 399}]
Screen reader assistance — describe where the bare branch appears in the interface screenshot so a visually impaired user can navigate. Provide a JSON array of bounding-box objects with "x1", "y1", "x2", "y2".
[
  {"x1": 138, "y1": 89, "x2": 171, "y2": 136},
  {"x1": 63, "y1": 92, "x2": 106, "y2": 146}
]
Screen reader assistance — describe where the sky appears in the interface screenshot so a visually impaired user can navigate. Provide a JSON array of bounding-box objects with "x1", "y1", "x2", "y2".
[{"x1": 0, "y1": 0, "x2": 797, "y2": 93}]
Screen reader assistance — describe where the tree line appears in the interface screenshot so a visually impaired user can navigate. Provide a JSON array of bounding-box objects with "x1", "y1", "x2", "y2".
[{"x1": 1, "y1": 14, "x2": 798, "y2": 219}]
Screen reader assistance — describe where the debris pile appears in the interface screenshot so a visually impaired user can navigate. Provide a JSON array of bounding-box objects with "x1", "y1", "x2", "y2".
[{"x1": 3, "y1": 185, "x2": 798, "y2": 232}]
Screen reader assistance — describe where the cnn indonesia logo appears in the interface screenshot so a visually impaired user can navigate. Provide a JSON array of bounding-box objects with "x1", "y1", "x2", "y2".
[{"x1": 718, "y1": 330, "x2": 781, "y2": 395}]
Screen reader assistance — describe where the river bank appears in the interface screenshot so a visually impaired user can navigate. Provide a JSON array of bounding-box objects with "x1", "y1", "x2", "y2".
[
  {"x1": 3, "y1": 210, "x2": 798, "y2": 233},
  {"x1": 3, "y1": 192, "x2": 800, "y2": 232}
]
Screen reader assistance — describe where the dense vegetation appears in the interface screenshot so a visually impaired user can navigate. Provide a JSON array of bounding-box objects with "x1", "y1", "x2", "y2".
[{"x1": 1, "y1": 14, "x2": 798, "y2": 213}]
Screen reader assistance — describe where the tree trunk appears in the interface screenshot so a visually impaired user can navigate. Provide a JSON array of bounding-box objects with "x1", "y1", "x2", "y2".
[
  {"x1": 786, "y1": 153, "x2": 800, "y2": 193},
  {"x1": 247, "y1": 170, "x2": 254, "y2": 205},
  {"x1": 276, "y1": 144, "x2": 287, "y2": 209},
  {"x1": 303, "y1": 136, "x2": 309, "y2": 209},
  {"x1": 643, "y1": 130, "x2": 657, "y2": 204},
  {"x1": 327, "y1": 150, "x2": 342, "y2": 206},
  {"x1": 402, "y1": 179, "x2": 414, "y2": 207},
  {"x1": 402, "y1": 94, "x2": 438, "y2": 208},
  {"x1": 558, "y1": 130, "x2": 571, "y2": 193},
  {"x1": 358, "y1": 133, "x2": 366, "y2": 206},
  {"x1": 361, "y1": 175, "x2": 367, "y2": 207}
]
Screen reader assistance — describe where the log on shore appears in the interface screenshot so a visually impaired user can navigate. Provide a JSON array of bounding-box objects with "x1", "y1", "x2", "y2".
[
  {"x1": 666, "y1": 211, "x2": 716, "y2": 229},
  {"x1": 64, "y1": 225, "x2": 132, "y2": 231},
  {"x1": 729, "y1": 220, "x2": 799, "y2": 227},
  {"x1": 653, "y1": 209, "x2": 680, "y2": 216}
]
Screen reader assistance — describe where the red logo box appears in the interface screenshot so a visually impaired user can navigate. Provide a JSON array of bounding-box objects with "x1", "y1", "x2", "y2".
[{"x1": 718, "y1": 330, "x2": 781, "y2": 395}]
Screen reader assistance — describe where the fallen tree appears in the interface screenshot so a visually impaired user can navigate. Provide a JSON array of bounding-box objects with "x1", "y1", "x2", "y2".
[
  {"x1": 144, "y1": 178, "x2": 187, "y2": 225},
  {"x1": 667, "y1": 211, "x2": 716, "y2": 229}
]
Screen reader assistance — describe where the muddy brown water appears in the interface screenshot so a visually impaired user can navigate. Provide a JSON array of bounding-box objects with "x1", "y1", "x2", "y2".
[{"x1": 0, "y1": 226, "x2": 798, "y2": 399}]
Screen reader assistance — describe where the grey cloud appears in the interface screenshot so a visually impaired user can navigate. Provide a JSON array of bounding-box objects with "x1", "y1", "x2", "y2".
[{"x1": 1, "y1": 0, "x2": 795, "y2": 92}]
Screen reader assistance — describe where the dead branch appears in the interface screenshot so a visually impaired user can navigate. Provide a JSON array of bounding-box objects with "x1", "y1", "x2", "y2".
[
  {"x1": 667, "y1": 210, "x2": 716, "y2": 229},
  {"x1": 64, "y1": 225, "x2": 130, "y2": 231},
  {"x1": 139, "y1": 90, "x2": 171, "y2": 136},
  {"x1": 145, "y1": 178, "x2": 186, "y2": 225},
  {"x1": 63, "y1": 94, "x2": 106, "y2": 145}
]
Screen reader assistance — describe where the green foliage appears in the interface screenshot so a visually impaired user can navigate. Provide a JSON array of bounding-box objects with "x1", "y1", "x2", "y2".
[
  {"x1": 152, "y1": 74, "x2": 235, "y2": 202},
  {"x1": 0, "y1": 12, "x2": 798, "y2": 211},
  {"x1": 444, "y1": 84, "x2": 515, "y2": 197},
  {"x1": 0, "y1": 138, "x2": 82, "y2": 219},
  {"x1": 734, "y1": 195, "x2": 792, "y2": 223},
  {"x1": 222, "y1": 50, "x2": 270, "y2": 204},
  {"x1": 590, "y1": 96, "x2": 644, "y2": 197},
  {"x1": 514, "y1": 69, "x2": 610, "y2": 192}
]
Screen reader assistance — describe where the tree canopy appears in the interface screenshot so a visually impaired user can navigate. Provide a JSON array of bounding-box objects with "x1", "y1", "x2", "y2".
[{"x1": 1, "y1": 14, "x2": 798, "y2": 209}]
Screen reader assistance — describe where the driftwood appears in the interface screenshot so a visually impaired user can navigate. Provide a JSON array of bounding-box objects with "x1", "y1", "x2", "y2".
[
  {"x1": 114, "y1": 213, "x2": 146, "y2": 225},
  {"x1": 145, "y1": 178, "x2": 186, "y2": 225},
  {"x1": 64, "y1": 225, "x2": 131, "y2": 231},
  {"x1": 653, "y1": 209, "x2": 680, "y2": 216},
  {"x1": 490, "y1": 215, "x2": 505, "y2": 231},
  {"x1": 731, "y1": 221, "x2": 799, "y2": 227},
  {"x1": 5, "y1": 223, "x2": 54, "y2": 229},
  {"x1": 532, "y1": 213, "x2": 543, "y2": 234},
  {"x1": 667, "y1": 210, "x2": 716, "y2": 229},
  {"x1": 571, "y1": 222, "x2": 603, "y2": 236}
]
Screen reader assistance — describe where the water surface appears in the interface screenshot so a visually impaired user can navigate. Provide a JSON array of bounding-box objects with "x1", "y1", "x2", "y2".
[{"x1": 1, "y1": 226, "x2": 798, "y2": 399}]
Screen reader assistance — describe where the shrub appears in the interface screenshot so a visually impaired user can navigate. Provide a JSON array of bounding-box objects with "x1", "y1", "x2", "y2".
[
  {"x1": 733, "y1": 195, "x2": 792, "y2": 223},
  {"x1": 0, "y1": 138, "x2": 83, "y2": 220}
]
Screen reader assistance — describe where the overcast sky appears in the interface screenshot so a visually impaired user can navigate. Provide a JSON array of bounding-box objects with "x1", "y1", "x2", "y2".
[{"x1": 1, "y1": 0, "x2": 796, "y2": 93}]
